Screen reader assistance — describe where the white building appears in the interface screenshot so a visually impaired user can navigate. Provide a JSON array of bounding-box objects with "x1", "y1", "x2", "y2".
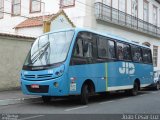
[
  {"x1": 14, "y1": 10, "x2": 75, "y2": 36},
  {"x1": 0, "y1": 0, "x2": 160, "y2": 70}
]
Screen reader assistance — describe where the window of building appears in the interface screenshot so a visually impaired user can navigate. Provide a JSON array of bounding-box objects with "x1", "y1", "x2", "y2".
[
  {"x1": 30, "y1": 0, "x2": 41, "y2": 13},
  {"x1": 0, "y1": 0, "x2": 3, "y2": 18},
  {"x1": 153, "y1": 46, "x2": 158, "y2": 67},
  {"x1": 142, "y1": 48, "x2": 152, "y2": 64},
  {"x1": 118, "y1": 0, "x2": 126, "y2": 24},
  {"x1": 12, "y1": 0, "x2": 21, "y2": 16},
  {"x1": 153, "y1": 5, "x2": 157, "y2": 26},
  {"x1": 132, "y1": 45, "x2": 142, "y2": 62},
  {"x1": 119, "y1": 0, "x2": 126, "y2": 12},
  {"x1": 131, "y1": 0, "x2": 138, "y2": 17},
  {"x1": 103, "y1": 0, "x2": 112, "y2": 6},
  {"x1": 60, "y1": 0, "x2": 75, "y2": 8},
  {"x1": 143, "y1": 0, "x2": 149, "y2": 22},
  {"x1": 117, "y1": 42, "x2": 131, "y2": 60}
]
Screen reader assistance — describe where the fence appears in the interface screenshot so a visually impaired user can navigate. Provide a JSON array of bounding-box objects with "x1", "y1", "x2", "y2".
[{"x1": 95, "y1": 2, "x2": 160, "y2": 38}]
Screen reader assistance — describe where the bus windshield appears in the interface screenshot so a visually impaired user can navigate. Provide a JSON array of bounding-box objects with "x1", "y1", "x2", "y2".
[{"x1": 24, "y1": 30, "x2": 74, "y2": 67}]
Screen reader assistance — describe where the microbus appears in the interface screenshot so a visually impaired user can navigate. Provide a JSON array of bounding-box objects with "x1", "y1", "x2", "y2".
[{"x1": 21, "y1": 28, "x2": 153, "y2": 104}]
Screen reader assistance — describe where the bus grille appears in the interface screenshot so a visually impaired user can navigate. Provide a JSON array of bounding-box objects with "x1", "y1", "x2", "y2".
[
  {"x1": 24, "y1": 74, "x2": 52, "y2": 79},
  {"x1": 26, "y1": 85, "x2": 49, "y2": 93}
]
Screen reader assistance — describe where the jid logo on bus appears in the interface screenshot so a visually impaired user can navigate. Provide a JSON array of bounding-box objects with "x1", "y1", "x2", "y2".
[{"x1": 119, "y1": 62, "x2": 135, "y2": 75}]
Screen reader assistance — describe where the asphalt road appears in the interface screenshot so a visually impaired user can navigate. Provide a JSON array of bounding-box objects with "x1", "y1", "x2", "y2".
[{"x1": 0, "y1": 90, "x2": 160, "y2": 120}]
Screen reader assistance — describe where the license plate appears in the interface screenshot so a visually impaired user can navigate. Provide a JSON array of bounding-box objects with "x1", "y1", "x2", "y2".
[{"x1": 31, "y1": 84, "x2": 39, "y2": 89}]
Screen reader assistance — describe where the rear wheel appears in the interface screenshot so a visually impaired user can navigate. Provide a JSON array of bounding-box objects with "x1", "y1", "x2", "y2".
[
  {"x1": 80, "y1": 84, "x2": 89, "y2": 105},
  {"x1": 42, "y1": 96, "x2": 51, "y2": 103},
  {"x1": 131, "y1": 82, "x2": 139, "y2": 96},
  {"x1": 155, "y1": 82, "x2": 160, "y2": 90}
]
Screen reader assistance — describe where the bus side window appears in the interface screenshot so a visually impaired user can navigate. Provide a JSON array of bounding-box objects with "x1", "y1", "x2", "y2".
[
  {"x1": 132, "y1": 45, "x2": 142, "y2": 62},
  {"x1": 123, "y1": 44, "x2": 131, "y2": 60},
  {"x1": 83, "y1": 41, "x2": 93, "y2": 58},
  {"x1": 117, "y1": 43, "x2": 124, "y2": 60},
  {"x1": 97, "y1": 36, "x2": 108, "y2": 58},
  {"x1": 142, "y1": 48, "x2": 152, "y2": 64},
  {"x1": 74, "y1": 38, "x2": 83, "y2": 57},
  {"x1": 108, "y1": 40, "x2": 116, "y2": 59}
]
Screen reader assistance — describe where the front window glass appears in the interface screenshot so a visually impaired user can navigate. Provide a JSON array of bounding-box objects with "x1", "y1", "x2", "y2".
[{"x1": 24, "y1": 30, "x2": 74, "y2": 66}]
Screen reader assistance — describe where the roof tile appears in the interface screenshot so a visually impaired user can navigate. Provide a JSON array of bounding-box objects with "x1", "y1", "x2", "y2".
[{"x1": 15, "y1": 15, "x2": 54, "y2": 28}]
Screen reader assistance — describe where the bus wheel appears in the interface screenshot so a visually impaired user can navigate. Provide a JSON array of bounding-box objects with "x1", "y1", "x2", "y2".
[
  {"x1": 42, "y1": 96, "x2": 51, "y2": 103},
  {"x1": 131, "y1": 82, "x2": 139, "y2": 96},
  {"x1": 81, "y1": 84, "x2": 89, "y2": 105},
  {"x1": 155, "y1": 82, "x2": 160, "y2": 90}
]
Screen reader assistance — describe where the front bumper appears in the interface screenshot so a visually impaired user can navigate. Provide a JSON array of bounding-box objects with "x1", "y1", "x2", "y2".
[{"x1": 21, "y1": 77, "x2": 69, "y2": 96}]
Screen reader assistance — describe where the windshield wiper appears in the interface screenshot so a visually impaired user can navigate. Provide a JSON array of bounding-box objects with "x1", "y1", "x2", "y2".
[{"x1": 31, "y1": 42, "x2": 50, "y2": 65}]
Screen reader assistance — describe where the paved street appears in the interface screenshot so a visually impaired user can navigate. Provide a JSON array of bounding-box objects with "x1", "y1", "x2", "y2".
[
  {"x1": 0, "y1": 90, "x2": 160, "y2": 115},
  {"x1": 0, "y1": 90, "x2": 160, "y2": 120}
]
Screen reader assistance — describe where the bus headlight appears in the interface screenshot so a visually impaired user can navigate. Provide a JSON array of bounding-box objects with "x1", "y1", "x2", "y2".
[{"x1": 55, "y1": 70, "x2": 64, "y2": 77}]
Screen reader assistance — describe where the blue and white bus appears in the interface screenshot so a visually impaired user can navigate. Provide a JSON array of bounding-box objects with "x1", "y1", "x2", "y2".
[{"x1": 21, "y1": 28, "x2": 153, "y2": 104}]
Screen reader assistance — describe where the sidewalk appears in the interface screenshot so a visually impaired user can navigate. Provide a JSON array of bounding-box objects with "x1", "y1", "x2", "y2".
[{"x1": 0, "y1": 90, "x2": 41, "y2": 106}]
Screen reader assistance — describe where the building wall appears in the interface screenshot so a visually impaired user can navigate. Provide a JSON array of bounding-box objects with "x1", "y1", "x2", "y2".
[
  {"x1": 16, "y1": 14, "x2": 74, "y2": 37},
  {"x1": 16, "y1": 26, "x2": 43, "y2": 37},
  {"x1": 0, "y1": 0, "x2": 86, "y2": 34},
  {"x1": 50, "y1": 14, "x2": 73, "y2": 31},
  {"x1": 0, "y1": 0, "x2": 44, "y2": 34},
  {"x1": 0, "y1": 0, "x2": 160, "y2": 71},
  {"x1": 0, "y1": 35, "x2": 34, "y2": 91},
  {"x1": 83, "y1": 0, "x2": 160, "y2": 71}
]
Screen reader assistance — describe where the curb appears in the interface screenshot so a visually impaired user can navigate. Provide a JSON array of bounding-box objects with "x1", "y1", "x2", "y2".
[{"x1": 0, "y1": 97, "x2": 41, "y2": 106}]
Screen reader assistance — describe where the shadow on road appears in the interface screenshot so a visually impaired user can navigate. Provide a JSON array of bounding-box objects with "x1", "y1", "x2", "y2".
[{"x1": 30, "y1": 90, "x2": 152, "y2": 107}]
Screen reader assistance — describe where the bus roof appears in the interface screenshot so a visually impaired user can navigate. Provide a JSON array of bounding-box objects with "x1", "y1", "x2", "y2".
[{"x1": 44, "y1": 27, "x2": 150, "y2": 49}]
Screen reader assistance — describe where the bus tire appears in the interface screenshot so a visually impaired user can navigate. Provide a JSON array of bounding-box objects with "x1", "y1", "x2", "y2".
[
  {"x1": 131, "y1": 82, "x2": 139, "y2": 96},
  {"x1": 80, "y1": 84, "x2": 89, "y2": 105},
  {"x1": 155, "y1": 82, "x2": 160, "y2": 90},
  {"x1": 42, "y1": 96, "x2": 51, "y2": 103}
]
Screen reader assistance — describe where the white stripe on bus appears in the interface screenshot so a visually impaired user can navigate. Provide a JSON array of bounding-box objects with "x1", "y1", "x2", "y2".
[{"x1": 107, "y1": 84, "x2": 150, "y2": 91}]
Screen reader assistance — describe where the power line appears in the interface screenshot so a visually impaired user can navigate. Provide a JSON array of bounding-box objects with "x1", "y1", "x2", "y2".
[{"x1": 76, "y1": 0, "x2": 94, "y2": 9}]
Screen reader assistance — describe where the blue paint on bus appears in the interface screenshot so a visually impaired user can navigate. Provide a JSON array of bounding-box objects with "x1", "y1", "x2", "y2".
[{"x1": 20, "y1": 28, "x2": 153, "y2": 98}]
